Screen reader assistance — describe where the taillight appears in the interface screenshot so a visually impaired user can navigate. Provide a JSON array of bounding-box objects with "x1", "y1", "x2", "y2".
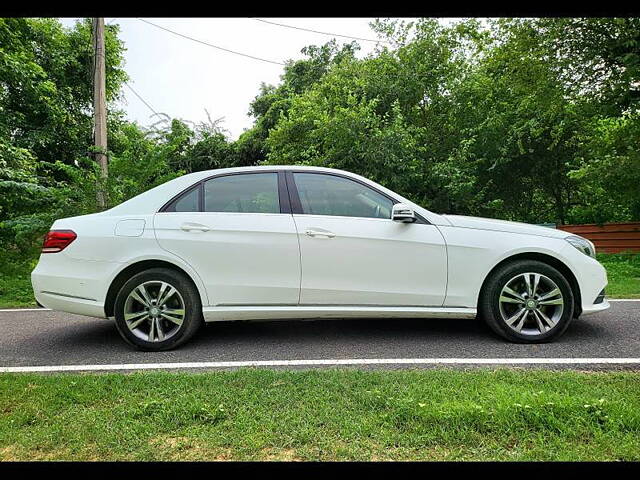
[{"x1": 42, "y1": 230, "x2": 77, "y2": 253}]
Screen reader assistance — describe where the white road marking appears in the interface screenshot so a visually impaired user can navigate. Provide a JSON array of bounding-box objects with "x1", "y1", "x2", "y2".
[
  {"x1": 1, "y1": 358, "x2": 640, "y2": 373},
  {"x1": 608, "y1": 299, "x2": 640, "y2": 302}
]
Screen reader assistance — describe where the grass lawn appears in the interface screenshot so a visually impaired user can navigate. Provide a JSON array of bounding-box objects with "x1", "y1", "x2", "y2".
[
  {"x1": 1, "y1": 251, "x2": 638, "y2": 308},
  {"x1": 0, "y1": 253, "x2": 37, "y2": 308},
  {"x1": 1, "y1": 369, "x2": 639, "y2": 461},
  {"x1": 596, "y1": 253, "x2": 640, "y2": 299},
  {"x1": 0, "y1": 248, "x2": 39, "y2": 308}
]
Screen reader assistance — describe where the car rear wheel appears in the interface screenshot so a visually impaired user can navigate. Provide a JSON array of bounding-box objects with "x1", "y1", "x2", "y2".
[
  {"x1": 114, "y1": 268, "x2": 203, "y2": 351},
  {"x1": 479, "y1": 260, "x2": 575, "y2": 343}
]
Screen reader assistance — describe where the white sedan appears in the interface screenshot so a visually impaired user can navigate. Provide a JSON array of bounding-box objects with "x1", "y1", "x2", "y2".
[{"x1": 31, "y1": 166, "x2": 609, "y2": 350}]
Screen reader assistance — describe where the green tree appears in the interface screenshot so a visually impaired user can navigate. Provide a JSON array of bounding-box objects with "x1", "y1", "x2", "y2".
[
  {"x1": 236, "y1": 41, "x2": 361, "y2": 166},
  {"x1": 0, "y1": 18, "x2": 127, "y2": 249}
]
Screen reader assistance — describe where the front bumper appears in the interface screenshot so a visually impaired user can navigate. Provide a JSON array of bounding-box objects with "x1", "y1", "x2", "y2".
[
  {"x1": 581, "y1": 298, "x2": 610, "y2": 316},
  {"x1": 559, "y1": 243, "x2": 610, "y2": 317}
]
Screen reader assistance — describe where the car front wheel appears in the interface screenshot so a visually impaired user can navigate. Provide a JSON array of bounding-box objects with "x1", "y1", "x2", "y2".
[
  {"x1": 479, "y1": 259, "x2": 575, "y2": 343},
  {"x1": 114, "y1": 268, "x2": 203, "y2": 351}
]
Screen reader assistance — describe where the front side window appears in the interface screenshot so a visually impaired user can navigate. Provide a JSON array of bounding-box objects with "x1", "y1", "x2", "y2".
[
  {"x1": 204, "y1": 173, "x2": 280, "y2": 213},
  {"x1": 293, "y1": 173, "x2": 393, "y2": 219}
]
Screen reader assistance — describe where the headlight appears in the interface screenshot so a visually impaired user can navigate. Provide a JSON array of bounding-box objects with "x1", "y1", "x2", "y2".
[{"x1": 566, "y1": 235, "x2": 596, "y2": 258}]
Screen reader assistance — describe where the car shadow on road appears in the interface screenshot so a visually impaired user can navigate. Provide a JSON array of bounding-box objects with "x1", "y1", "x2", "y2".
[
  {"x1": 187, "y1": 315, "x2": 610, "y2": 351},
  {"x1": 10, "y1": 314, "x2": 611, "y2": 360},
  {"x1": 199, "y1": 316, "x2": 488, "y2": 342}
]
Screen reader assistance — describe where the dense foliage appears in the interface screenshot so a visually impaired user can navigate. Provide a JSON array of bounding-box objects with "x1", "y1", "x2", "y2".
[{"x1": 1, "y1": 17, "x2": 639, "y2": 256}]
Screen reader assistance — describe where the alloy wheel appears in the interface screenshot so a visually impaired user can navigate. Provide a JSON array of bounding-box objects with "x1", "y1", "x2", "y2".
[
  {"x1": 498, "y1": 272, "x2": 564, "y2": 336},
  {"x1": 123, "y1": 280, "x2": 186, "y2": 342}
]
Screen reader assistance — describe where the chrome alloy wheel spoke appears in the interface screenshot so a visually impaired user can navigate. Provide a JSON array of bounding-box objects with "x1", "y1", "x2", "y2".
[
  {"x1": 505, "y1": 308, "x2": 529, "y2": 332},
  {"x1": 158, "y1": 284, "x2": 177, "y2": 307},
  {"x1": 531, "y1": 273, "x2": 541, "y2": 297},
  {"x1": 161, "y1": 309, "x2": 185, "y2": 326},
  {"x1": 152, "y1": 318, "x2": 165, "y2": 341},
  {"x1": 129, "y1": 288, "x2": 150, "y2": 308},
  {"x1": 125, "y1": 310, "x2": 149, "y2": 329},
  {"x1": 499, "y1": 286, "x2": 526, "y2": 304},
  {"x1": 532, "y1": 309, "x2": 547, "y2": 332},
  {"x1": 523, "y1": 273, "x2": 533, "y2": 297},
  {"x1": 533, "y1": 307, "x2": 557, "y2": 330},
  {"x1": 136, "y1": 284, "x2": 154, "y2": 306},
  {"x1": 538, "y1": 288, "x2": 563, "y2": 306},
  {"x1": 522, "y1": 272, "x2": 541, "y2": 298},
  {"x1": 148, "y1": 315, "x2": 157, "y2": 341}
]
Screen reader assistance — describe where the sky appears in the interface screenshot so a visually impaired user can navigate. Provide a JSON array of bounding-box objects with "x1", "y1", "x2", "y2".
[{"x1": 59, "y1": 18, "x2": 399, "y2": 140}]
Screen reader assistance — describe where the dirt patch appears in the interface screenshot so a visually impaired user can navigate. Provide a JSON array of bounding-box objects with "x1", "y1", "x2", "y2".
[
  {"x1": 260, "y1": 447, "x2": 302, "y2": 461},
  {"x1": 148, "y1": 436, "x2": 234, "y2": 461},
  {"x1": 0, "y1": 444, "x2": 100, "y2": 461},
  {"x1": 0, "y1": 445, "x2": 19, "y2": 461}
]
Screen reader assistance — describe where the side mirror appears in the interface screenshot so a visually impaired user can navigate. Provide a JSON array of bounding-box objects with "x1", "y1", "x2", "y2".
[{"x1": 392, "y1": 203, "x2": 416, "y2": 223}]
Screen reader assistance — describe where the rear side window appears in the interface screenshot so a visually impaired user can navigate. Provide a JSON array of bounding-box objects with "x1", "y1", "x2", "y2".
[
  {"x1": 164, "y1": 185, "x2": 200, "y2": 212},
  {"x1": 204, "y1": 173, "x2": 280, "y2": 213},
  {"x1": 293, "y1": 173, "x2": 393, "y2": 219}
]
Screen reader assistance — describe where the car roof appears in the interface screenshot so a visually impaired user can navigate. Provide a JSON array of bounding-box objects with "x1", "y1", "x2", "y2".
[{"x1": 189, "y1": 165, "x2": 351, "y2": 175}]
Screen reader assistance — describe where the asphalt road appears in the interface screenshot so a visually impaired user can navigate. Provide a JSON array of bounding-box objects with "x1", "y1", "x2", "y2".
[{"x1": 0, "y1": 301, "x2": 638, "y2": 371}]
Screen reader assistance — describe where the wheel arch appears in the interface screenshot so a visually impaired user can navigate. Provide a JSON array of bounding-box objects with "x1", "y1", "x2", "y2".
[
  {"x1": 478, "y1": 252, "x2": 582, "y2": 317},
  {"x1": 104, "y1": 259, "x2": 205, "y2": 317}
]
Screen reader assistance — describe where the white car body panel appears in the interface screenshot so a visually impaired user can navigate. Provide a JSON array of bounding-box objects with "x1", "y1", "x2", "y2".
[
  {"x1": 442, "y1": 214, "x2": 571, "y2": 239},
  {"x1": 31, "y1": 165, "x2": 609, "y2": 327},
  {"x1": 153, "y1": 212, "x2": 300, "y2": 305},
  {"x1": 438, "y1": 224, "x2": 609, "y2": 314},
  {"x1": 203, "y1": 305, "x2": 476, "y2": 322},
  {"x1": 292, "y1": 214, "x2": 447, "y2": 306},
  {"x1": 31, "y1": 212, "x2": 211, "y2": 316}
]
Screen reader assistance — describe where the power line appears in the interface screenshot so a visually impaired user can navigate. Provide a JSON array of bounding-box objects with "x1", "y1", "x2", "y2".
[
  {"x1": 252, "y1": 18, "x2": 391, "y2": 44},
  {"x1": 124, "y1": 81, "x2": 158, "y2": 116},
  {"x1": 119, "y1": 18, "x2": 433, "y2": 122},
  {"x1": 137, "y1": 18, "x2": 285, "y2": 66}
]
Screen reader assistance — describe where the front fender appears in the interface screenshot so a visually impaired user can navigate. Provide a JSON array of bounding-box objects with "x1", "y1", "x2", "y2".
[{"x1": 439, "y1": 226, "x2": 577, "y2": 308}]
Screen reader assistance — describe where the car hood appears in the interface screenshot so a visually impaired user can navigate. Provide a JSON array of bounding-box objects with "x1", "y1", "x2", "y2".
[{"x1": 442, "y1": 215, "x2": 572, "y2": 239}]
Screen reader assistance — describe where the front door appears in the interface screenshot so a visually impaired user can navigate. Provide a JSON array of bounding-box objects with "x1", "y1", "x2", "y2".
[{"x1": 288, "y1": 172, "x2": 447, "y2": 306}]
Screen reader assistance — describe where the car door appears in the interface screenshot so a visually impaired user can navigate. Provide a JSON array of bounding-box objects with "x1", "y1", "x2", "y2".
[
  {"x1": 288, "y1": 172, "x2": 447, "y2": 307},
  {"x1": 153, "y1": 171, "x2": 300, "y2": 306}
]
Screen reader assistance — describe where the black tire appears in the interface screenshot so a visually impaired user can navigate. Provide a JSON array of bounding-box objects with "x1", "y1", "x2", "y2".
[
  {"x1": 114, "y1": 268, "x2": 203, "y2": 351},
  {"x1": 479, "y1": 260, "x2": 575, "y2": 343}
]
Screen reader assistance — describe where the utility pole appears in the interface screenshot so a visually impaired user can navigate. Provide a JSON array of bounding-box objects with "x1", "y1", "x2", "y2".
[{"x1": 92, "y1": 17, "x2": 108, "y2": 208}]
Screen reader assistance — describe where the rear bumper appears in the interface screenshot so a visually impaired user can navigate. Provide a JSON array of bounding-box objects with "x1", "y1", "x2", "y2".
[
  {"x1": 31, "y1": 253, "x2": 122, "y2": 318},
  {"x1": 34, "y1": 291, "x2": 106, "y2": 318}
]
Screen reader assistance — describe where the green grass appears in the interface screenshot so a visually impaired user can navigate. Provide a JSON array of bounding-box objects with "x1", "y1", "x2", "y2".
[
  {"x1": 0, "y1": 250, "x2": 38, "y2": 308},
  {"x1": 1, "y1": 251, "x2": 639, "y2": 308},
  {"x1": 1, "y1": 369, "x2": 639, "y2": 461},
  {"x1": 597, "y1": 253, "x2": 640, "y2": 299}
]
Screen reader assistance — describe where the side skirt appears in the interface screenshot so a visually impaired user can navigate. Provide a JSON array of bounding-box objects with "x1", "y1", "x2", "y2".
[{"x1": 202, "y1": 305, "x2": 477, "y2": 322}]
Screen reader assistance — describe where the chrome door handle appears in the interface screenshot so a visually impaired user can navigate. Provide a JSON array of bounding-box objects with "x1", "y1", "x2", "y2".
[
  {"x1": 305, "y1": 229, "x2": 335, "y2": 238},
  {"x1": 180, "y1": 222, "x2": 210, "y2": 232}
]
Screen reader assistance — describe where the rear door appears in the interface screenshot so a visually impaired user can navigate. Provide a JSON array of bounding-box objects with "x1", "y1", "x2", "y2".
[
  {"x1": 154, "y1": 171, "x2": 300, "y2": 306},
  {"x1": 288, "y1": 172, "x2": 448, "y2": 306}
]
